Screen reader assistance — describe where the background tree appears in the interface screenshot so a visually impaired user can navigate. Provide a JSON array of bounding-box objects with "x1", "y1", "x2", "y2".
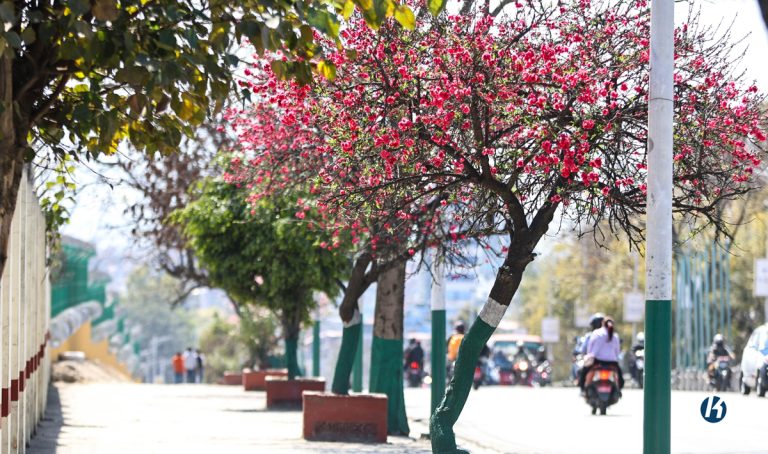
[
  {"x1": 120, "y1": 266, "x2": 198, "y2": 376},
  {"x1": 172, "y1": 176, "x2": 349, "y2": 378},
  {"x1": 230, "y1": 1, "x2": 767, "y2": 449}
]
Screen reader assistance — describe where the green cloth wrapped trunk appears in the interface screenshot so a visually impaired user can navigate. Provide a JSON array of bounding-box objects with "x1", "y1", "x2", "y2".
[
  {"x1": 331, "y1": 320, "x2": 361, "y2": 394},
  {"x1": 430, "y1": 316, "x2": 496, "y2": 453},
  {"x1": 369, "y1": 336, "x2": 410, "y2": 435}
]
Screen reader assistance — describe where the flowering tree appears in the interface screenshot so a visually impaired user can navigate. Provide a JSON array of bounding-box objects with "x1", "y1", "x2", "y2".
[{"x1": 228, "y1": 0, "x2": 766, "y2": 449}]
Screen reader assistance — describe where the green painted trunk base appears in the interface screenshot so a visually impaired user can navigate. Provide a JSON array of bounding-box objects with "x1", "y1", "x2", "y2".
[
  {"x1": 431, "y1": 309, "x2": 446, "y2": 415},
  {"x1": 644, "y1": 299, "x2": 671, "y2": 454},
  {"x1": 312, "y1": 321, "x2": 321, "y2": 377},
  {"x1": 331, "y1": 322, "x2": 361, "y2": 394},
  {"x1": 353, "y1": 319, "x2": 364, "y2": 392},
  {"x1": 431, "y1": 317, "x2": 495, "y2": 453},
  {"x1": 285, "y1": 337, "x2": 301, "y2": 380},
  {"x1": 370, "y1": 336, "x2": 410, "y2": 436}
]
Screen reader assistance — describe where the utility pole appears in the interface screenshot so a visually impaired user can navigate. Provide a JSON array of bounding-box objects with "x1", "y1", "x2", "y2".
[
  {"x1": 644, "y1": 0, "x2": 673, "y2": 452},
  {"x1": 430, "y1": 254, "x2": 446, "y2": 415}
]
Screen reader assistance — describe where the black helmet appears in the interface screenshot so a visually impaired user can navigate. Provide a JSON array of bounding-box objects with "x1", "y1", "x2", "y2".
[
  {"x1": 588, "y1": 312, "x2": 605, "y2": 330},
  {"x1": 454, "y1": 322, "x2": 466, "y2": 334}
]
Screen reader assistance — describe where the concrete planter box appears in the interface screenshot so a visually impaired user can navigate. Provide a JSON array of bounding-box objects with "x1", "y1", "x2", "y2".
[
  {"x1": 302, "y1": 392, "x2": 388, "y2": 443},
  {"x1": 243, "y1": 369, "x2": 288, "y2": 391},
  {"x1": 222, "y1": 372, "x2": 243, "y2": 386},
  {"x1": 265, "y1": 377, "x2": 325, "y2": 409}
]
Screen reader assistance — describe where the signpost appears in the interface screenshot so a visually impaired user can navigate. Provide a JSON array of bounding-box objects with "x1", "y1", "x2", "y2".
[{"x1": 541, "y1": 317, "x2": 560, "y2": 343}]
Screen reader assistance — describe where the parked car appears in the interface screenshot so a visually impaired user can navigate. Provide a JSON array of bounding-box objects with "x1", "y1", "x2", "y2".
[{"x1": 740, "y1": 324, "x2": 768, "y2": 396}]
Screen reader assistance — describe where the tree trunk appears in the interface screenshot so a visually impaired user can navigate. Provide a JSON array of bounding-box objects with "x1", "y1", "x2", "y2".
[
  {"x1": 281, "y1": 309, "x2": 302, "y2": 380},
  {"x1": 331, "y1": 253, "x2": 374, "y2": 394},
  {"x1": 0, "y1": 54, "x2": 24, "y2": 281},
  {"x1": 370, "y1": 261, "x2": 409, "y2": 436},
  {"x1": 430, "y1": 240, "x2": 536, "y2": 453}
]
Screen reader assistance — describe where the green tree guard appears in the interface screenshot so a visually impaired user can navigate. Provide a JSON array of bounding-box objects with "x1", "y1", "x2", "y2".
[
  {"x1": 331, "y1": 310, "x2": 361, "y2": 394},
  {"x1": 431, "y1": 299, "x2": 506, "y2": 453}
]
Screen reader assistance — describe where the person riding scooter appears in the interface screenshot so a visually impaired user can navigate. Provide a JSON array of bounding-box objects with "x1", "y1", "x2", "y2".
[
  {"x1": 627, "y1": 332, "x2": 645, "y2": 385},
  {"x1": 580, "y1": 317, "x2": 624, "y2": 395},
  {"x1": 706, "y1": 334, "x2": 735, "y2": 383}
]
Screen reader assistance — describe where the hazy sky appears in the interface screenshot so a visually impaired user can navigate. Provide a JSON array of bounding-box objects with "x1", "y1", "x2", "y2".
[{"x1": 62, "y1": 0, "x2": 768, "y2": 259}]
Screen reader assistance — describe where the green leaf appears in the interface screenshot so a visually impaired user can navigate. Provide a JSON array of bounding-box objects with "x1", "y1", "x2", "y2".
[
  {"x1": 0, "y1": 2, "x2": 15, "y2": 28},
  {"x1": 427, "y1": 0, "x2": 446, "y2": 16},
  {"x1": 341, "y1": 0, "x2": 354, "y2": 19},
  {"x1": 68, "y1": 0, "x2": 91, "y2": 16},
  {"x1": 21, "y1": 27, "x2": 36, "y2": 45},
  {"x1": 394, "y1": 4, "x2": 415, "y2": 30},
  {"x1": 3, "y1": 31, "x2": 21, "y2": 49},
  {"x1": 92, "y1": 0, "x2": 119, "y2": 21},
  {"x1": 114, "y1": 66, "x2": 150, "y2": 86},
  {"x1": 317, "y1": 60, "x2": 336, "y2": 81}
]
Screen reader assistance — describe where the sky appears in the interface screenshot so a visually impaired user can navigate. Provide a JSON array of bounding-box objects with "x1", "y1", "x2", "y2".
[{"x1": 61, "y1": 0, "x2": 768, "y2": 281}]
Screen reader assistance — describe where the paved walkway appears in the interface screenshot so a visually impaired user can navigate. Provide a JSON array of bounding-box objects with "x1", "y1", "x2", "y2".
[{"x1": 28, "y1": 383, "x2": 433, "y2": 454}]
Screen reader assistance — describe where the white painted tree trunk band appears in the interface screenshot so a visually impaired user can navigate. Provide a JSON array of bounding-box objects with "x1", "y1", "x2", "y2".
[
  {"x1": 430, "y1": 258, "x2": 446, "y2": 311},
  {"x1": 342, "y1": 308, "x2": 362, "y2": 327},
  {"x1": 478, "y1": 298, "x2": 507, "y2": 327}
]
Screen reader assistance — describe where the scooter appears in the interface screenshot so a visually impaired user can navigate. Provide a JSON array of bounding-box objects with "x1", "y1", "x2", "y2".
[
  {"x1": 533, "y1": 359, "x2": 552, "y2": 387},
  {"x1": 633, "y1": 349, "x2": 645, "y2": 388},
  {"x1": 584, "y1": 364, "x2": 621, "y2": 415},
  {"x1": 711, "y1": 355, "x2": 732, "y2": 391},
  {"x1": 406, "y1": 361, "x2": 423, "y2": 387},
  {"x1": 512, "y1": 356, "x2": 533, "y2": 386}
]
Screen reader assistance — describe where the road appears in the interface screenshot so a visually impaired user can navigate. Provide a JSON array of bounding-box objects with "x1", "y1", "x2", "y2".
[
  {"x1": 28, "y1": 383, "x2": 765, "y2": 453},
  {"x1": 405, "y1": 386, "x2": 766, "y2": 453}
]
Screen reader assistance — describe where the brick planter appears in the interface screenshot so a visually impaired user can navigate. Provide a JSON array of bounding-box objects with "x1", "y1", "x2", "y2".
[
  {"x1": 243, "y1": 369, "x2": 288, "y2": 391},
  {"x1": 303, "y1": 392, "x2": 388, "y2": 443},
  {"x1": 222, "y1": 372, "x2": 243, "y2": 386},
  {"x1": 265, "y1": 377, "x2": 325, "y2": 409}
]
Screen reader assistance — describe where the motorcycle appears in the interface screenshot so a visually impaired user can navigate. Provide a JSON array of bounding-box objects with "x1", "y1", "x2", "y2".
[
  {"x1": 512, "y1": 356, "x2": 533, "y2": 386},
  {"x1": 711, "y1": 355, "x2": 732, "y2": 391},
  {"x1": 533, "y1": 359, "x2": 552, "y2": 387},
  {"x1": 406, "y1": 361, "x2": 423, "y2": 387},
  {"x1": 584, "y1": 364, "x2": 621, "y2": 415},
  {"x1": 633, "y1": 349, "x2": 645, "y2": 388}
]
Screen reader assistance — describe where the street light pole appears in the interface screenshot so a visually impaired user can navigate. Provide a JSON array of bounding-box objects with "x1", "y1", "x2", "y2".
[{"x1": 644, "y1": 0, "x2": 673, "y2": 452}]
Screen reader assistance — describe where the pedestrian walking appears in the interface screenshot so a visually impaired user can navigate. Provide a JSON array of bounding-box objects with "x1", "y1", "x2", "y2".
[
  {"x1": 183, "y1": 347, "x2": 197, "y2": 383},
  {"x1": 172, "y1": 352, "x2": 185, "y2": 384},
  {"x1": 195, "y1": 349, "x2": 205, "y2": 383}
]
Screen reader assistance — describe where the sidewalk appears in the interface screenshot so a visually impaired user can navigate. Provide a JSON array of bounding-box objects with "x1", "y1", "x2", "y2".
[{"x1": 28, "y1": 383, "x2": 434, "y2": 454}]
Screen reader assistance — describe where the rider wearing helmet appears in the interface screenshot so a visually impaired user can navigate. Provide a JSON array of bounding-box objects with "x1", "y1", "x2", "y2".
[
  {"x1": 579, "y1": 313, "x2": 605, "y2": 355},
  {"x1": 577, "y1": 312, "x2": 606, "y2": 392},
  {"x1": 706, "y1": 334, "x2": 735, "y2": 379}
]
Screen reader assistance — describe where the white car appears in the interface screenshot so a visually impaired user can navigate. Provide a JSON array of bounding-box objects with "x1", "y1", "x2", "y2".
[{"x1": 740, "y1": 324, "x2": 768, "y2": 396}]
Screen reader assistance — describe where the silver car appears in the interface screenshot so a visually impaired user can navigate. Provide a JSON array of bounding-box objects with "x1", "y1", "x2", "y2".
[{"x1": 740, "y1": 324, "x2": 768, "y2": 396}]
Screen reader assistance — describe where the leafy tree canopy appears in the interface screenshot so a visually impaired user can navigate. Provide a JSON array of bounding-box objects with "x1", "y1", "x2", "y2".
[{"x1": 171, "y1": 176, "x2": 350, "y2": 331}]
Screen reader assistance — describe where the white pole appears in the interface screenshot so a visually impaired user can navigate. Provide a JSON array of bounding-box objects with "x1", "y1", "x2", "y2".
[{"x1": 644, "y1": 0, "x2": 674, "y2": 451}]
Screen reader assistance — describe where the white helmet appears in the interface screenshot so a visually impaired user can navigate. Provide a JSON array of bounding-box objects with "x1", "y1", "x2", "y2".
[{"x1": 636, "y1": 332, "x2": 645, "y2": 343}]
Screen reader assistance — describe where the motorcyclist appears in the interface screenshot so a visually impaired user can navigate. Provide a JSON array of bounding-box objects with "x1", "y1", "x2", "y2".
[
  {"x1": 580, "y1": 316, "x2": 624, "y2": 393},
  {"x1": 404, "y1": 338, "x2": 424, "y2": 370},
  {"x1": 627, "y1": 332, "x2": 645, "y2": 381},
  {"x1": 706, "y1": 334, "x2": 735, "y2": 381},
  {"x1": 579, "y1": 313, "x2": 605, "y2": 355},
  {"x1": 447, "y1": 322, "x2": 466, "y2": 362}
]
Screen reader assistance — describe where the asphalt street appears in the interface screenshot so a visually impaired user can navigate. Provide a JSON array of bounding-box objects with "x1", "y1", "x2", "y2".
[{"x1": 27, "y1": 382, "x2": 767, "y2": 453}]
